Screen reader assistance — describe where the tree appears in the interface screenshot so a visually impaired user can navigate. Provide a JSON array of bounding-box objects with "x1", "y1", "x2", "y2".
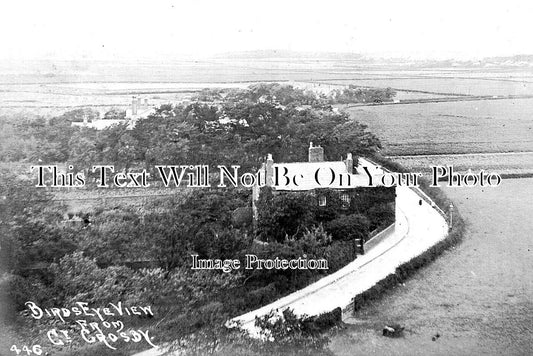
[
  {"x1": 329, "y1": 120, "x2": 381, "y2": 158},
  {"x1": 256, "y1": 188, "x2": 316, "y2": 242},
  {"x1": 325, "y1": 213, "x2": 369, "y2": 242},
  {"x1": 68, "y1": 130, "x2": 99, "y2": 173},
  {"x1": 0, "y1": 169, "x2": 73, "y2": 272},
  {"x1": 103, "y1": 108, "x2": 126, "y2": 120}
]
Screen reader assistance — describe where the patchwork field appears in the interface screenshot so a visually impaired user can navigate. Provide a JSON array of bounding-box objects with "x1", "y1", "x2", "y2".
[
  {"x1": 390, "y1": 152, "x2": 533, "y2": 177},
  {"x1": 323, "y1": 77, "x2": 533, "y2": 96},
  {"x1": 2, "y1": 60, "x2": 533, "y2": 117},
  {"x1": 342, "y1": 98, "x2": 533, "y2": 155}
]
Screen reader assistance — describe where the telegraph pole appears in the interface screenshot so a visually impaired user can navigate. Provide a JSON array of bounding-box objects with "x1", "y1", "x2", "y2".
[{"x1": 449, "y1": 203, "x2": 454, "y2": 229}]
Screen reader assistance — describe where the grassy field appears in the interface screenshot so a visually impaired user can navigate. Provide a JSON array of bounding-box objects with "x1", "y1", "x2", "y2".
[
  {"x1": 342, "y1": 98, "x2": 533, "y2": 155},
  {"x1": 2, "y1": 60, "x2": 532, "y2": 116},
  {"x1": 329, "y1": 178, "x2": 533, "y2": 356},
  {"x1": 389, "y1": 152, "x2": 533, "y2": 177},
  {"x1": 324, "y1": 77, "x2": 533, "y2": 96}
]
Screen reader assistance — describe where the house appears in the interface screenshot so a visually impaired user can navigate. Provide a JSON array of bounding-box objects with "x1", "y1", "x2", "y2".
[
  {"x1": 71, "y1": 96, "x2": 154, "y2": 130},
  {"x1": 251, "y1": 142, "x2": 386, "y2": 219},
  {"x1": 124, "y1": 96, "x2": 155, "y2": 120}
]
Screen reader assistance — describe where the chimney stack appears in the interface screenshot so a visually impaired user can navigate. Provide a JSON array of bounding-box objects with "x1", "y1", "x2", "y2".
[
  {"x1": 308, "y1": 142, "x2": 324, "y2": 162},
  {"x1": 345, "y1": 153, "x2": 353, "y2": 174},
  {"x1": 265, "y1": 153, "x2": 274, "y2": 186},
  {"x1": 132, "y1": 96, "x2": 138, "y2": 116}
]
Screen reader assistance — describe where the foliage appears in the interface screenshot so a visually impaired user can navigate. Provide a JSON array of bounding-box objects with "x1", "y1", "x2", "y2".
[
  {"x1": 325, "y1": 214, "x2": 369, "y2": 242},
  {"x1": 252, "y1": 308, "x2": 334, "y2": 355},
  {"x1": 103, "y1": 108, "x2": 126, "y2": 120},
  {"x1": 0, "y1": 169, "x2": 75, "y2": 272},
  {"x1": 0, "y1": 86, "x2": 398, "y2": 354},
  {"x1": 0, "y1": 273, "x2": 51, "y2": 313},
  {"x1": 329, "y1": 85, "x2": 396, "y2": 104},
  {"x1": 0, "y1": 84, "x2": 383, "y2": 170},
  {"x1": 256, "y1": 188, "x2": 317, "y2": 242},
  {"x1": 324, "y1": 241, "x2": 357, "y2": 272}
]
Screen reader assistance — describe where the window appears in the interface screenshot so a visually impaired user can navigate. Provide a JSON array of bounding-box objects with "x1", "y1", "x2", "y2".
[
  {"x1": 318, "y1": 195, "x2": 326, "y2": 207},
  {"x1": 341, "y1": 193, "x2": 350, "y2": 209},
  {"x1": 341, "y1": 193, "x2": 350, "y2": 204}
]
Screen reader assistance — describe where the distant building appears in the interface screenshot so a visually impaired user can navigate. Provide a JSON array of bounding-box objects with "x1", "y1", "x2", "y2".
[
  {"x1": 72, "y1": 96, "x2": 155, "y2": 130},
  {"x1": 125, "y1": 96, "x2": 155, "y2": 120}
]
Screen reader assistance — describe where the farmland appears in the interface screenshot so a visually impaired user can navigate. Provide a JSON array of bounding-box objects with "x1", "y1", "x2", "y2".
[
  {"x1": 2, "y1": 58, "x2": 533, "y2": 117},
  {"x1": 389, "y1": 152, "x2": 533, "y2": 177},
  {"x1": 341, "y1": 98, "x2": 533, "y2": 155},
  {"x1": 322, "y1": 77, "x2": 533, "y2": 96},
  {"x1": 329, "y1": 178, "x2": 533, "y2": 356}
]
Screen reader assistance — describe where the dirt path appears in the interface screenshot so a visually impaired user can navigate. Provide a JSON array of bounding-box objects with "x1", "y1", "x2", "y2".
[{"x1": 329, "y1": 178, "x2": 533, "y2": 356}]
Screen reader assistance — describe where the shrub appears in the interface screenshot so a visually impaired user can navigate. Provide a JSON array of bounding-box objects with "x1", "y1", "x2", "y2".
[
  {"x1": 50, "y1": 252, "x2": 134, "y2": 305},
  {"x1": 0, "y1": 273, "x2": 51, "y2": 313},
  {"x1": 252, "y1": 308, "x2": 334, "y2": 355},
  {"x1": 324, "y1": 241, "x2": 357, "y2": 272},
  {"x1": 256, "y1": 188, "x2": 316, "y2": 242},
  {"x1": 232, "y1": 206, "x2": 253, "y2": 228},
  {"x1": 325, "y1": 214, "x2": 369, "y2": 241}
]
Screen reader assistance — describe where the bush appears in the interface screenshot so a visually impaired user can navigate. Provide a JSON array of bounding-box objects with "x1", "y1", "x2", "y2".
[
  {"x1": 252, "y1": 308, "x2": 334, "y2": 355},
  {"x1": 193, "y1": 227, "x2": 251, "y2": 260},
  {"x1": 0, "y1": 273, "x2": 51, "y2": 313},
  {"x1": 50, "y1": 252, "x2": 134, "y2": 305},
  {"x1": 291, "y1": 225, "x2": 332, "y2": 253},
  {"x1": 325, "y1": 214, "x2": 369, "y2": 241},
  {"x1": 232, "y1": 206, "x2": 253, "y2": 228},
  {"x1": 256, "y1": 188, "x2": 316, "y2": 242},
  {"x1": 324, "y1": 241, "x2": 357, "y2": 272}
]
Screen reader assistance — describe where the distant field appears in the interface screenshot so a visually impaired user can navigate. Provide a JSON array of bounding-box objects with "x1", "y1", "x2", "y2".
[
  {"x1": 342, "y1": 98, "x2": 533, "y2": 155},
  {"x1": 389, "y1": 152, "x2": 533, "y2": 177},
  {"x1": 324, "y1": 77, "x2": 533, "y2": 96},
  {"x1": 2, "y1": 62, "x2": 533, "y2": 159},
  {"x1": 1, "y1": 61, "x2": 532, "y2": 116}
]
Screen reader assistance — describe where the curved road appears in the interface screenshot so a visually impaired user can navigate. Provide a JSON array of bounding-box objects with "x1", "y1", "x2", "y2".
[{"x1": 231, "y1": 186, "x2": 448, "y2": 336}]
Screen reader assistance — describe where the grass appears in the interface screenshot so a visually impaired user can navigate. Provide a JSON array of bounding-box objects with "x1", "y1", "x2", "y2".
[
  {"x1": 324, "y1": 77, "x2": 533, "y2": 96},
  {"x1": 350, "y1": 156, "x2": 466, "y2": 315},
  {"x1": 342, "y1": 98, "x2": 533, "y2": 155},
  {"x1": 390, "y1": 152, "x2": 533, "y2": 176},
  {"x1": 330, "y1": 178, "x2": 533, "y2": 356}
]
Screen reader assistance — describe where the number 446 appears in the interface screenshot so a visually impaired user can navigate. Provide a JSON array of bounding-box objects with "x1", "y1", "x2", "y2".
[{"x1": 10, "y1": 345, "x2": 42, "y2": 355}]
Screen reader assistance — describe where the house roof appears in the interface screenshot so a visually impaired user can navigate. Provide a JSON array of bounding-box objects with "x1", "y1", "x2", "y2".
[
  {"x1": 125, "y1": 107, "x2": 155, "y2": 119},
  {"x1": 267, "y1": 157, "x2": 385, "y2": 191}
]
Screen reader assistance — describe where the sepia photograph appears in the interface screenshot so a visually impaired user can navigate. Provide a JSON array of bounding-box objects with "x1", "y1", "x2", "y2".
[{"x1": 0, "y1": 1, "x2": 531, "y2": 355}]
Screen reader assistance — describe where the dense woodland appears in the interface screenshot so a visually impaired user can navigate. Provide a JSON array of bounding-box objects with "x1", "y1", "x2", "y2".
[{"x1": 0, "y1": 84, "x2": 395, "y2": 355}]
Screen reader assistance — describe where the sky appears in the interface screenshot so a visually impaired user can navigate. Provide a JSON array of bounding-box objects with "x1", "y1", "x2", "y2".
[{"x1": 1, "y1": 0, "x2": 532, "y2": 61}]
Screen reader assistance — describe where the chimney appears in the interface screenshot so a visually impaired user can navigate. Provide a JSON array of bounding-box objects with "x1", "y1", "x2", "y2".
[
  {"x1": 265, "y1": 154, "x2": 274, "y2": 186},
  {"x1": 308, "y1": 142, "x2": 324, "y2": 162},
  {"x1": 345, "y1": 153, "x2": 353, "y2": 174},
  {"x1": 132, "y1": 96, "x2": 138, "y2": 116}
]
